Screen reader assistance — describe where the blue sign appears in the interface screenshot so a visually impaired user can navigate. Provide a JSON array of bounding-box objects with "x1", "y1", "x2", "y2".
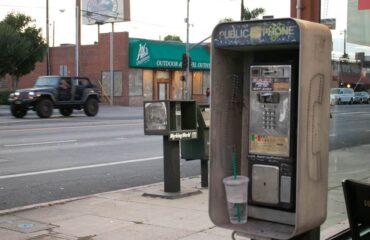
[{"x1": 213, "y1": 19, "x2": 300, "y2": 47}]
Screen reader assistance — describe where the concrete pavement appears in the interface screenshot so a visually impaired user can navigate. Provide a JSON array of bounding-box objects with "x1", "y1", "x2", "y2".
[
  {"x1": 0, "y1": 177, "x2": 234, "y2": 240},
  {"x1": 0, "y1": 175, "x2": 351, "y2": 240}
]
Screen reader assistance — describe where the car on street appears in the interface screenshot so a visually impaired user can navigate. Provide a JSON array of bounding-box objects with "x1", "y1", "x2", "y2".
[
  {"x1": 330, "y1": 88, "x2": 355, "y2": 105},
  {"x1": 8, "y1": 76, "x2": 100, "y2": 118},
  {"x1": 353, "y1": 91, "x2": 369, "y2": 104}
]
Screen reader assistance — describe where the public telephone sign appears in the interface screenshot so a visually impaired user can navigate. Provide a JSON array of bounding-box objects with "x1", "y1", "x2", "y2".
[{"x1": 213, "y1": 19, "x2": 300, "y2": 48}]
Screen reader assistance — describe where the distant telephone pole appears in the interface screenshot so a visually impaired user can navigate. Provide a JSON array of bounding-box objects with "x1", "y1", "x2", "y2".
[
  {"x1": 46, "y1": 0, "x2": 50, "y2": 75},
  {"x1": 241, "y1": 0, "x2": 244, "y2": 20},
  {"x1": 290, "y1": 0, "x2": 320, "y2": 22},
  {"x1": 75, "y1": 0, "x2": 81, "y2": 76}
]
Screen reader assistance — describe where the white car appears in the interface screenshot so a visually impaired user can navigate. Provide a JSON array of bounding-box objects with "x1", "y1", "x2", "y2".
[
  {"x1": 354, "y1": 91, "x2": 370, "y2": 104},
  {"x1": 330, "y1": 88, "x2": 355, "y2": 105}
]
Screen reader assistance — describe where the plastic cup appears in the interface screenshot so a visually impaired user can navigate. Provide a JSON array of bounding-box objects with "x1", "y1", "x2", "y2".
[{"x1": 223, "y1": 175, "x2": 249, "y2": 224}]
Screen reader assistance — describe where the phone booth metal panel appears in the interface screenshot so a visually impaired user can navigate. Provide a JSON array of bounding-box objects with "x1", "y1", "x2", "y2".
[{"x1": 208, "y1": 18, "x2": 332, "y2": 239}]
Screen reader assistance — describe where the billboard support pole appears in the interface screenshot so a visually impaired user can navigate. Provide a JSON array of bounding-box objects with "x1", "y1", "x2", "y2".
[
  {"x1": 75, "y1": 3, "x2": 80, "y2": 76},
  {"x1": 110, "y1": 23, "x2": 114, "y2": 105}
]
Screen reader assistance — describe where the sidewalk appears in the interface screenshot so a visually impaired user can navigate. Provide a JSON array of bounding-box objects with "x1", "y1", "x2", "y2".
[
  {"x1": 0, "y1": 177, "x2": 233, "y2": 240},
  {"x1": 0, "y1": 175, "x2": 349, "y2": 240}
]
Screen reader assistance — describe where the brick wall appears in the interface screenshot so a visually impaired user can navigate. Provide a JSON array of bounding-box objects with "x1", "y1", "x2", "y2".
[{"x1": 15, "y1": 31, "x2": 130, "y2": 105}]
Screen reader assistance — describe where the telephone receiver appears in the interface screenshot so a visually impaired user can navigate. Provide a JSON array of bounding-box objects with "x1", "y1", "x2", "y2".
[{"x1": 307, "y1": 73, "x2": 325, "y2": 181}]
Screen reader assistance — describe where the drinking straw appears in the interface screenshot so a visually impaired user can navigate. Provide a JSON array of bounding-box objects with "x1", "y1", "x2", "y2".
[
  {"x1": 232, "y1": 150, "x2": 237, "y2": 180},
  {"x1": 232, "y1": 148, "x2": 241, "y2": 223}
]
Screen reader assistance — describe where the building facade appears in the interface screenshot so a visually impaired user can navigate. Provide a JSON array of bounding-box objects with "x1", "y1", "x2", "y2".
[
  {"x1": 1, "y1": 32, "x2": 210, "y2": 106},
  {"x1": 128, "y1": 38, "x2": 210, "y2": 105}
]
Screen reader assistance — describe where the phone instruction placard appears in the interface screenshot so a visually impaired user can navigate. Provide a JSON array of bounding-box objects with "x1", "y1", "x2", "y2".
[{"x1": 249, "y1": 65, "x2": 291, "y2": 157}]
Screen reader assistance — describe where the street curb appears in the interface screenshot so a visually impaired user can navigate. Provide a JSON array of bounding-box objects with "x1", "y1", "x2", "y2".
[{"x1": 0, "y1": 195, "x2": 90, "y2": 216}]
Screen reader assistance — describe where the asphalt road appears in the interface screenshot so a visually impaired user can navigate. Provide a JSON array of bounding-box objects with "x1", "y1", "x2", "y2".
[
  {"x1": 0, "y1": 106, "x2": 201, "y2": 210},
  {"x1": 330, "y1": 104, "x2": 370, "y2": 150},
  {"x1": 0, "y1": 104, "x2": 370, "y2": 210}
]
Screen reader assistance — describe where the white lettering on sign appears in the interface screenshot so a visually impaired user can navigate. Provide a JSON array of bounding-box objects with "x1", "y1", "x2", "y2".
[
  {"x1": 196, "y1": 62, "x2": 211, "y2": 69},
  {"x1": 136, "y1": 43, "x2": 150, "y2": 65},
  {"x1": 156, "y1": 60, "x2": 181, "y2": 68},
  {"x1": 218, "y1": 25, "x2": 249, "y2": 40},
  {"x1": 169, "y1": 131, "x2": 197, "y2": 141}
]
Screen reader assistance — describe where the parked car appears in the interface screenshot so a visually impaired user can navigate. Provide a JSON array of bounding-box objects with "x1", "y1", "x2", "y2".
[
  {"x1": 8, "y1": 76, "x2": 100, "y2": 118},
  {"x1": 330, "y1": 88, "x2": 355, "y2": 105},
  {"x1": 353, "y1": 91, "x2": 370, "y2": 104}
]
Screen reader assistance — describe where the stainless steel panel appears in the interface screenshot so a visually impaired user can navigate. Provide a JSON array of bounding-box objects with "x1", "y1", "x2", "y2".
[
  {"x1": 248, "y1": 205, "x2": 295, "y2": 225},
  {"x1": 280, "y1": 176, "x2": 292, "y2": 203},
  {"x1": 252, "y1": 164, "x2": 280, "y2": 204},
  {"x1": 249, "y1": 65, "x2": 291, "y2": 157}
]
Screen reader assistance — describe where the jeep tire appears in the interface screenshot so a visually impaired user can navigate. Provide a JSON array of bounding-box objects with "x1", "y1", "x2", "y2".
[
  {"x1": 10, "y1": 105, "x2": 27, "y2": 118},
  {"x1": 36, "y1": 99, "x2": 53, "y2": 118},
  {"x1": 84, "y1": 98, "x2": 99, "y2": 117},
  {"x1": 59, "y1": 107, "x2": 73, "y2": 117}
]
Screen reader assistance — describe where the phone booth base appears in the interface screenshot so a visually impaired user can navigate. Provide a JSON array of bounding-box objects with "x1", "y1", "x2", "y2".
[{"x1": 208, "y1": 18, "x2": 332, "y2": 240}]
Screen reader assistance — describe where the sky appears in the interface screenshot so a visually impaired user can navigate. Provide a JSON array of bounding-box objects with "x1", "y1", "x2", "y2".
[{"x1": 0, "y1": 0, "x2": 369, "y2": 57}]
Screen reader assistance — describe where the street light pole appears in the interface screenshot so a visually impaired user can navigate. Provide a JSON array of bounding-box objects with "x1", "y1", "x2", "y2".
[{"x1": 185, "y1": 0, "x2": 190, "y2": 100}]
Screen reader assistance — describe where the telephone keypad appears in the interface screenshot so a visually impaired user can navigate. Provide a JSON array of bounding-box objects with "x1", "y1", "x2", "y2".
[{"x1": 262, "y1": 108, "x2": 277, "y2": 129}]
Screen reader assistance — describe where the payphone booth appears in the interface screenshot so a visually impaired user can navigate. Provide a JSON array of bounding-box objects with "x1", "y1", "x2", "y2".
[{"x1": 209, "y1": 18, "x2": 332, "y2": 239}]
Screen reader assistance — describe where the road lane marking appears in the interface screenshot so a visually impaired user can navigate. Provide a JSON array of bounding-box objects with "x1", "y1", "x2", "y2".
[
  {"x1": 4, "y1": 140, "x2": 78, "y2": 147},
  {"x1": 0, "y1": 156, "x2": 163, "y2": 180},
  {"x1": 0, "y1": 122, "x2": 142, "y2": 133},
  {"x1": 0, "y1": 159, "x2": 9, "y2": 163},
  {"x1": 115, "y1": 137, "x2": 128, "y2": 140}
]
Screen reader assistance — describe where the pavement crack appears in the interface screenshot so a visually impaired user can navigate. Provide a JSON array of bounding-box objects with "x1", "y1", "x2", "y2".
[{"x1": 78, "y1": 235, "x2": 96, "y2": 240}]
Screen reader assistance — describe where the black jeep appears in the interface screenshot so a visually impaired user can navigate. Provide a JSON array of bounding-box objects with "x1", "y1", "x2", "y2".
[{"x1": 8, "y1": 76, "x2": 100, "y2": 118}]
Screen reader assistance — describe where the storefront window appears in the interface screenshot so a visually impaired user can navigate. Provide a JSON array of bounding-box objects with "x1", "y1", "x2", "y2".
[
  {"x1": 202, "y1": 71, "x2": 210, "y2": 94},
  {"x1": 192, "y1": 71, "x2": 203, "y2": 95},
  {"x1": 101, "y1": 71, "x2": 122, "y2": 97},
  {"x1": 172, "y1": 71, "x2": 184, "y2": 100},
  {"x1": 143, "y1": 70, "x2": 153, "y2": 100},
  {"x1": 129, "y1": 69, "x2": 143, "y2": 96}
]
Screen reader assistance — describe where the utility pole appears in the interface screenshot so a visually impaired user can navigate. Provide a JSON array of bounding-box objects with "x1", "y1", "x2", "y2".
[
  {"x1": 185, "y1": 0, "x2": 190, "y2": 100},
  {"x1": 75, "y1": 0, "x2": 81, "y2": 76},
  {"x1": 241, "y1": 0, "x2": 244, "y2": 21},
  {"x1": 343, "y1": 29, "x2": 347, "y2": 57},
  {"x1": 46, "y1": 0, "x2": 50, "y2": 75},
  {"x1": 110, "y1": 23, "x2": 114, "y2": 105},
  {"x1": 290, "y1": 0, "x2": 320, "y2": 22}
]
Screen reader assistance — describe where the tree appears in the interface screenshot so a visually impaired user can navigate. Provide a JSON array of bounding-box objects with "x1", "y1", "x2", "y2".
[
  {"x1": 242, "y1": 7, "x2": 265, "y2": 20},
  {"x1": 0, "y1": 12, "x2": 47, "y2": 89},
  {"x1": 163, "y1": 35, "x2": 182, "y2": 42},
  {"x1": 219, "y1": 18, "x2": 234, "y2": 23}
]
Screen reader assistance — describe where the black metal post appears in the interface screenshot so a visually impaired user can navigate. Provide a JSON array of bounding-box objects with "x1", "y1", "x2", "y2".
[
  {"x1": 289, "y1": 227, "x2": 320, "y2": 240},
  {"x1": 200, "y1": 159, "x2": 208, "y2": 188},
  {"x1": 163, "y1": 136, "x2": 180, "y2": 192}
]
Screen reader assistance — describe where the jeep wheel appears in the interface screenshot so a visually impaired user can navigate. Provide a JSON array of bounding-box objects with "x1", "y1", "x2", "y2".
[
  {"x1": 84, "y1": 98, "x2": 99, "y2": 117},
  {"x1": 36, "y1": 99, "x2": 53, "y2": 118},
  {"x1": 59, "y1": 108, "x2": 73, "y2": 117},
  {"x1": 10, "y1": 105, "x2": 27, "y2": 118}
]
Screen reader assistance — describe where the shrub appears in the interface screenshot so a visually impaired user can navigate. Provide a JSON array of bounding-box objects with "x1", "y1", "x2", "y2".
[{"x1": 0, "y1": 90, "x2": 11, "y2": 105}]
